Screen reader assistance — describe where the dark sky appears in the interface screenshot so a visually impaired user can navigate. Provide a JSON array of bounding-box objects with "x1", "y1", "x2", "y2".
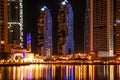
[{"x1": 23, "y1": 0, "x2": 86, "y2": 54}]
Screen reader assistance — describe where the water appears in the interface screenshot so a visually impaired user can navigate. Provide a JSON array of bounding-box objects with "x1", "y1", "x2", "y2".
[{"x1": 0, "y1": 64, "x2": 120, "y2": 80}]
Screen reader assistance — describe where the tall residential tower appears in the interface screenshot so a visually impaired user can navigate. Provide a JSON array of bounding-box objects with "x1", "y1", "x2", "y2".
[
  {"x1": 85, "y1": 0, "x2": 114, "y2": 56},
  {"x1": 58, "y1": 0, "x2": 74, "y2": 55},
  {"x1": 114, "y1": 0, "x2": 120, "y2": 55},
  {"x1": 0, "y1": 0, "x2": 9, "y2": 53},
  {"x1": 38, "y1": 6, "x2": 53, "y2": 56},
  {"x1": 7, "y1": 0, "x2": 23, "y2": 49},
  {"x1": 84, "y1": 0, "x2": 90, "y2": 54},
  {"x1": 0, "y1": 0, "x2": 23, "y2": 53}
]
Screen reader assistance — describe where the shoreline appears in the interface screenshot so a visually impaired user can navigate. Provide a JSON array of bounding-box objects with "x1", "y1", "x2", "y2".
[{"x1": 0, "y1": 60, "x2": 120, "y2": 66}]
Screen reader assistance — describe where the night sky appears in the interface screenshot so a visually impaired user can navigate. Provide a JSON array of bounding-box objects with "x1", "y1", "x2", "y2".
[{"x1": 23, "y1": 0, "x2": 86, "y2": 54}]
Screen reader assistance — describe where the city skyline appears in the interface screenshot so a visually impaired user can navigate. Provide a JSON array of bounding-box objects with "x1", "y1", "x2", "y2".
[
  {"x1": 23, "y1": 0, "x2": 86, "y2": 54},
  {"x1": 1, "y1": 0, "x2": 120, "y2": 56},
  {"x1": 1, "y1": 1, "x2": 120, "y2": 80}
]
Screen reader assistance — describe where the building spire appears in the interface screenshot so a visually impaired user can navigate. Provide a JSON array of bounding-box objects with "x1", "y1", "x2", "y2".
[
  {"x1": 61, "y1": 0, "x2": 68, "y2": 5},
  {"x1": 41, "y1": 6, "x2": 47, "y2": 11}
]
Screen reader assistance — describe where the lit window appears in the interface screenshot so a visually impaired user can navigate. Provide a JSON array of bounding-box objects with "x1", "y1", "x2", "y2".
[
  {"x1": 1, "y1": 41, "x2": 4, "y2": 44},
  {"x1": 9, "y1": 30, "x2": 13, "y2": 32},
  {"x1": 116, "y1": 20, "x2": 120, "y2": 23},
  {"x1": 117, "y1": 34, "x2": 119, "y2": 36}
]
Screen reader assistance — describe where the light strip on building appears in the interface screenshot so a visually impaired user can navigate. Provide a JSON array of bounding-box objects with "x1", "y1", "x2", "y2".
[{"x1": 19, "y1": 0, "x2": 23, "y2": 48}]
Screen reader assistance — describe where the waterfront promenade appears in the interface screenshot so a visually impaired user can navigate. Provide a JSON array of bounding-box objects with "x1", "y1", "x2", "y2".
[{"x1": 0, "y1": 57, "x2": 120, "y2": 66}]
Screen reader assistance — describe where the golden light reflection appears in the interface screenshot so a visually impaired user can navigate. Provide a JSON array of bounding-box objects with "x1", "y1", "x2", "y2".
[
  {"x1": 35, "y1": 65, "x2": 39, "y2": 79},
  {"x1": 13, "y1": 66, "x2": 16, "y2": 79},
  {"x1": 66, "y1": 65, "x2": 69, "y2": 80},
  {"x1": 110, "y1": 65, "x2": 114, "y2": 80},
  {"x1": 0, "y1": 64, "x2": 120, "y2": 80},
  {"x1": 89, "y1": 65, "x2": 95, "y2": 80},
  {"x1": 118, "y1": 65, "x2": 120, "y2": 79},
  {"x1": 52, "y1": 65, "x2": 56, "y2": 79}
]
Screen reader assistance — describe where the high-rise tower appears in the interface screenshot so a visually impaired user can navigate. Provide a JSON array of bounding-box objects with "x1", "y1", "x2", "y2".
[
  {"x1": 84, "y1": 0, "x2": 90, "y2": 54},
  {"x1": 38, "y1": 6, "x2": 53, "y2": 56},
  {"x1": 0, "y1": 0, "x2": 9, "y2": 53},
  {"x1": 85, "y1": 0, "x2": 114, "y2": 56},
  {"x1": 114, "y1": 0, "x2": 120, "y2": 55},
  {"x1": 7, "y1": 0, "x2": 23, "y2": 49},
  {"x1": 58, "y1": 0, "x2": 74, "y2": 55}
]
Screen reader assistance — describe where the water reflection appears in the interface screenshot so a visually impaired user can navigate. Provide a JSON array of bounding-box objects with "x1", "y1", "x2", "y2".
[{"x1": 0, "y1": 64, "x2": 120, "y2": 80}]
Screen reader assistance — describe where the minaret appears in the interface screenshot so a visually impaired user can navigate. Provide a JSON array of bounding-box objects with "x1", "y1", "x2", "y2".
[
  {"x1": 38, "y1": 6, "x2": 53, "y2": 56},
  {"x1": 58, "y1": 0, "x2": 74, "y2": 55}
]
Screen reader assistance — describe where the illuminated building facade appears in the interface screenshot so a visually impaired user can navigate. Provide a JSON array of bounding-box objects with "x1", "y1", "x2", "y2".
[
  {"x1": 38, "y1": 6, "x2": 53, "y2": 56},
  {"x1": 58, "y1": 0, "x2": 74, "y2": 55},
  {"x1": 0, "y1": 0, "x2": 9, "y2": 53},
  {"x1": 84, "y1": 0, "x2": 90, "y2": 54},
  {"x1": 7, "y1": 0, "x2": 23, "y2": 48},
  {"x1": 85, "y1": 0, "x2": 114, "y2": 56},
  {"x1": 114, "y1": 0, "x2": 120, "y2": 55},
  {"x1": 26, "y1": 33, "x2": 31, "y2": 52},
  {"x1": 0, "y1": 0, "x2": 23, "y2": 53}
]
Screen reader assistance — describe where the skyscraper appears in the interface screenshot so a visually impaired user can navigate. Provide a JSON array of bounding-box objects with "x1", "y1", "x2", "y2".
[
  {"x1": 7, "y1": 0, "x2": 23, "y2": 48},
  {"x1": 85, "y1": 0, "x2": 114, "y2": 56},
  {"x1": 38, "y1": 6, "x2": 53, "y2": 56},
  {"x1": 114, "y1": 0, "x2": 120, "y2": 55},
  {"x1": 84, "y1": 0, "x2": 90, "y2": 54},
  {"x1": 0, "y1": 0, "x2": 9, "y2": 53},
  {"x1": 0, "y1": 0, "x2": 23, "y2": 53},
  {"x1": 58, "y1": 0, "x2": 74, "y2": 55}
]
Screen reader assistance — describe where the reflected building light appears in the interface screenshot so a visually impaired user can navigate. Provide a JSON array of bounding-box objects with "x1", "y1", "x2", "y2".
[
  {"x1": 75, "y1": 66, "x2": 80, "y2": 80},
  {"x1": 103, "y1": 65, "x2": 106, "y2": 77},
  {"x1": 35, "y1": 65, "x2": 39, "y2": 80},
  {"x1": 52, "y1": 65, "x2": 56, "y2": 80},
  {"x1": 83, "y1": 65, "x2": 87, "y2": 80},
  {"x1": 17, "y1": 67, "x2": 21, "y2": 80},
  {"x1": 39, "y1": 65, "x2": 44, "y2": 79},
  {"x1": 8, "y1": 67, "x2": 11, "y2": 79},
  {"x1": 20, "y1": 66, "x2": 24, "y2": 80},
  {"x1": 27, "y1": 65, "x2": 33, "y2": 80},
  {"x1": 66, "y1": 65, "x2": 69, "y2": 80},
  {"x1": 0, "y1": 73, "x2": 1, "y2": 80},
  {"x1": 24, "y1": 66, "x2": 28, "y2": 79},
  {"x1": 119, "y1": 65, "x2": 120, "y2": 79},
  {"x1": 110, "y1": 65, "x2": 114, "y2": 80},
  {"x1": 13, "y1": 67, "x2": 16, "y2": 80},
  {"x1": 47, "y1": 66, "x2": 52, "y2": 80},
  {"x1": 70, "y1": 66, "x2": 74, "y2": 80},
  {"x1": 106, "y1": 65, "x2": 109, "y2": 77},
  {"x1": 88, "y1": 65, "x2": 95, "y2": 80},
  {"x1": 79, "y1": 66, "x2": 83, "y2": 80}
]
